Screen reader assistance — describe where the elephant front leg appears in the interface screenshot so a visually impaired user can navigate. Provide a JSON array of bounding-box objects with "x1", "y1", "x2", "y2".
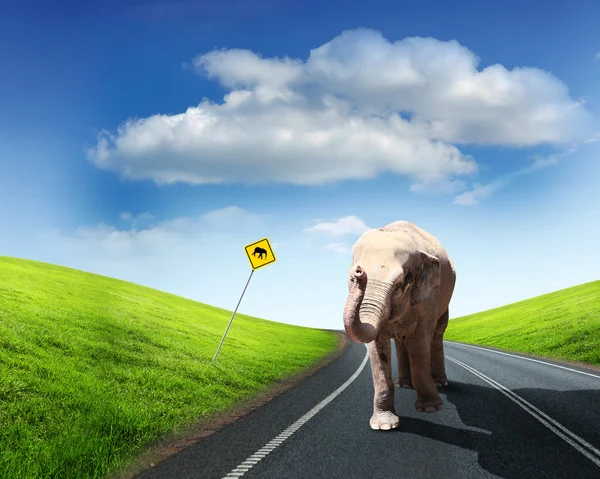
[
  {"x1": 394, "y1": 338, "x2": 412, "y2": 389},
  {"x1": 431, "y1": 309, "x2": 449, "y2": 387},
  {"x1": 405, "y1": 328, "x2": 443, "y2": 413},
  {"x1": 367, "y1": 336, "x2": 399, "y2": 430}
]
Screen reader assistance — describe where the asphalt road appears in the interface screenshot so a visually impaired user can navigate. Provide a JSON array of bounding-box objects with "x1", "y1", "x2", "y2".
[{"x1": 135, "y1": 336, "x2": 600, "y2": 479}]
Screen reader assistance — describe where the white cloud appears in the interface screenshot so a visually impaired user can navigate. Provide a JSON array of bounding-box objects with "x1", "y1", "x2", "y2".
[
  {"x1": 86, "y1": 28, "x2": 592, "y2": 189},
  {"x1": 453, "y1": 148, "x2": 573, "y2": 205},
  {"x1": 324, "y1": 242, "x2": 350, "y2": 254},
  {"x1": 67, "y1": 206, "x2": 265, "y2": 258},
  {"x1": 304, "y1": 216, "x2": 370, "y2": 236},
  {"x1": 194, "y1": 48, "x2": 303, "y2": 90},
  {"x1": 137, "y1": 212, "x2": 155, "y2": 220},
  {"x1": 198, "y1": 205, "x2": 260, "y2": 228},
  {"x1": 120, "y1": 211, "x2": 155, "y2": 223},
  {"x1": 453, "y1": 182, "x2": 502, "y2": 205},
  {"x1": 595, "y1": 52, "x2": 600, "y2": 61},
  {"x1": 409, "y1": 177, "x2": 467, "y2": 194},
  {"x1": 584, "y1": 132, "x2": 600, "y2": 143}
]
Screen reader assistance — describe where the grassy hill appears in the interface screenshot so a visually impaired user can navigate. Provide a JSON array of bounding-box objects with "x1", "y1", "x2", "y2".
[
  {"x1": 0, "y1": 256, "x2": 340, "y2": 479},
  {"x1": 446, "y1": 280, "x2": 600, "y2": 366}
]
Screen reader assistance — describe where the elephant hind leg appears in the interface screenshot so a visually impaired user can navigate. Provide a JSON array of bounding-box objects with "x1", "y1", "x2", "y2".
[
  {"x1": 431, "y1": 309, "x2": 449, "y2": 387},
  {"x1": 395, "y1": 338, "x2": 412, "y2": 389}
]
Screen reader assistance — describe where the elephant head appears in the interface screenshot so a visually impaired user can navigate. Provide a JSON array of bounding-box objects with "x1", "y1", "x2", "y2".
[{"x1": 343, "y1": 231, "x2": 441, "y2": 343}]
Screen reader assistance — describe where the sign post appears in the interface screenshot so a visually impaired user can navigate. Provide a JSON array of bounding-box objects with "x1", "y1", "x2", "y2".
[{"x1": 212, "y1": 238, "x2": 277, "y2": 364}]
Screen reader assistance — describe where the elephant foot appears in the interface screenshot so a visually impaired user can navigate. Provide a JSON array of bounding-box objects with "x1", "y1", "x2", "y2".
[
  {"x1": 396, "y1": 377, "x2": 412, "y2": 389},
  {"x1": 432, "y1": 376, "x2": 448, "y2": 387},
  {"x1": 370, "y1": 410, "x2": 400, "y2": 431},
  {"x1": 415, "y1": 395, "x2": 443, "y2": 413}
]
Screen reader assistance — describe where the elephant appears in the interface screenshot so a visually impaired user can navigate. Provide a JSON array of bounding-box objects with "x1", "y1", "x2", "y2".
[
  {"x1": 343, "y1": 220, "x2": 456, "y2": 430},
  {"x1": 252, "y1": 247, "x2": 268, "y2": 259}
]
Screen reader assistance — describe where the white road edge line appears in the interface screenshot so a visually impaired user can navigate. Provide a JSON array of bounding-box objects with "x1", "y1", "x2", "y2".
[
  {"x1": 448, "y1": 356, "x2": 600, "y2": 456},
  {"x1": 222, "y1": 344, "x2": 370, "y2": 479},
  {"x1": 446, "y1": 355, "x2": 600, "y2": 468},
  {"x1": 446, "y1": 341, "x2": 600, "y2": 379}
]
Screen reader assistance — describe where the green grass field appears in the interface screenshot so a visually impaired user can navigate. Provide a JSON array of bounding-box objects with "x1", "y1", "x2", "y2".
[
  {"x1": 446, "y1": 280, "x2": 600, "y2": 366},
  {"x1": 0, "y1": 256, "x2": 340, "y2": 479}
]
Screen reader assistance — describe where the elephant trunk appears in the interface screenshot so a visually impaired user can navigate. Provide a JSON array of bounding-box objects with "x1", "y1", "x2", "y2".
[{"x1": 343, "y1": 266, "x2": 392, "y2": 343}]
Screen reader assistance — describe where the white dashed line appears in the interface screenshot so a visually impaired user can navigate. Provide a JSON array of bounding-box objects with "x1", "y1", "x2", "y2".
[
  {"x1": 222, "y1": 345, "x2": 369, "y2": 478},
  {"x1": 445, "y1": 341, "x2": 600, "y2": 379},
  {"x1": 446, "y1": 355, "x2": 600, "y2": 468}
]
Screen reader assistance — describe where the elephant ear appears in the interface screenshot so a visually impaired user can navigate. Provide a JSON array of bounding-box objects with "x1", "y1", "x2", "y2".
[{"x1": 410, "y1": 251, "x2": 441, "y2": 306}]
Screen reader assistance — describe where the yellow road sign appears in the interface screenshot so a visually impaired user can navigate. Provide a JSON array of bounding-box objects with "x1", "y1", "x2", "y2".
[{"x1": 244, "y1": 238, "x2": 276, "y2": 270}]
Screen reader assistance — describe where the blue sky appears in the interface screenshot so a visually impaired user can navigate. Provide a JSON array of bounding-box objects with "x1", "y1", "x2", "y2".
[{"x1": 1, "y1": 0, "x2": 599, "y2": 329}]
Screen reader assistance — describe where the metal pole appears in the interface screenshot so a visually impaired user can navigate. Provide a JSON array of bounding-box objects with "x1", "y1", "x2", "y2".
[{"x1": 212, "y1": 269, "x2": 255, "y2": 364}]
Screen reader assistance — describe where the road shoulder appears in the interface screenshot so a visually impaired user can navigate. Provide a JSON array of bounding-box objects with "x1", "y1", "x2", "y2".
[{"x1": 112, "y1": 330, "x2": 349, "y2": 479}]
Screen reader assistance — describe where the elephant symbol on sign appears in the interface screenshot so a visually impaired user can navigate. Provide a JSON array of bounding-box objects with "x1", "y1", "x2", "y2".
[{"x1": 252, "y1": 247, "x2": 268, "y2": 259}]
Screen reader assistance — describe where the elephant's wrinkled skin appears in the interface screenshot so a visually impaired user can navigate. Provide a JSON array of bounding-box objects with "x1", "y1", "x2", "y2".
[{"x1": 343, "y1": 221, "x2": 456, "y2": 430}]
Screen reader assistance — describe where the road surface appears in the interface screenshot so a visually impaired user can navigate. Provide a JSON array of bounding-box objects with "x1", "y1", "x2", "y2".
[{"x1": 135, "y1": 336, "x2": 600, "y2": 479}]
